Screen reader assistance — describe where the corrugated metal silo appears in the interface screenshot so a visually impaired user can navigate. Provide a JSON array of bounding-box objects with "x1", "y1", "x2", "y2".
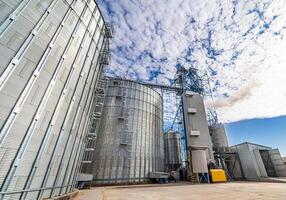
[
  {"x1": 164, "y1": 131, "x2": 182, "y2": 171},
  {"x1": 92, "y1": 78, "x2": 164, "y2": 184},
  {"x1": 0, "y1": 0, "x2": 108, "y2": 199},
  {"x1": 210, "y1": 124, "x2": 229, "y2": 152}
]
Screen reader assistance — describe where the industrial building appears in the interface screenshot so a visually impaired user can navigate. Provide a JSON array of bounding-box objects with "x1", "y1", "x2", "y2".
[
  {"x1": 0, "y1": 0, "x2": 110, "y2": 199},
  {"x1": 181, "y1": 91, "x2": 214, "y2": 182},
  {"x1": 230, "y1": 142, "x2": 286, "y2": 180},
  {"x1": 0, "y1": 1, "x2": 286, "y2": 200}
]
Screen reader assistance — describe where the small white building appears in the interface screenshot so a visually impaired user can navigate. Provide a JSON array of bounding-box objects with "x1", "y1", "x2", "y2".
[{"x1": 231, "y1": 142, "x2": 286, "y2": 180}]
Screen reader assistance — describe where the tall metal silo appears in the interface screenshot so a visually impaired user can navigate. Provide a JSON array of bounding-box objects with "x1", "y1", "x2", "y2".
[
  {"x1": 0, "y1": 0, "x2": 109, "y2": 199},
  {"x1": 164, "y1": 131, "x2": 182, "y2": 171},
  {"x1": 209, "y1": 124, "x2": 229, "y2": 152},
  {"x1": 92, "y1": 78, "x2": 164, "y2": 184}
]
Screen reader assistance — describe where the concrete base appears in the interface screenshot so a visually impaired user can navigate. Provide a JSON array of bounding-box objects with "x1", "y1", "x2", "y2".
[
  {"x1": 43, "y1": 189, "x2": 79, "y2": 200},
  {"x1": 91, "y1": 180, "x2": 149, "y2": 187},
  {"x1": 76, "y1": 182, "x2": 286, "y2": 200},
  {"x1": 248, "y1": 177, "x2": 286, "y2": 183}
]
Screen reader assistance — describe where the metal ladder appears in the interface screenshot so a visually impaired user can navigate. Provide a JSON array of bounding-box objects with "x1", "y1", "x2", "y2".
[
  {"x1": 81, "y1": 78, "x2": 108, "y2": 172},
  {"x1": 80, "y1": 23, "x2": 112, "y2": 171}
]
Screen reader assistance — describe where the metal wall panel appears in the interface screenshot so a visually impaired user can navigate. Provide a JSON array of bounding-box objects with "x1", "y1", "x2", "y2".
[
  {"x1": 92, "y1": 78, "x2": 164, "y2": 184},
  {"x1": 267, "y1": 149, "x2": 286, "y2": 177},
  {"x1": 209, "y1": 124, "x2": 229, "y2": 151},
  {"x1": 0, "y1": 0, "x2": 109, "y2": 199},
  {"x1": 231, "y1": 142, "x2": 271, "y2": 180},
  {"x1": 182, "y1": 92, "x2": 214, "y2": 161},
  {"x1": 192, "y1": 150, "x2": 208, "y2": 173},
  {"x1": 164, "y1": 131, "x2": 182, "y2": 171},
  {"x1": 0, "y1": 1, "x2": 14, "y2": 25}
]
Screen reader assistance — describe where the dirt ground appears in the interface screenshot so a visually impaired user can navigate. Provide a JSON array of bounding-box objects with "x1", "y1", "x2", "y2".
[{"x1": 75, "y1": 182, "x2": 286, "y2": 200}]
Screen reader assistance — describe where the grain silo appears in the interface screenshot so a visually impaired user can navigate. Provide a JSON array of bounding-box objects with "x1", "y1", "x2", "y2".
[
  {"x1": 164, "y1": 131, "x2": 182, "y2": 171},
  {"x1": 92, "y1": 78, "x2": 164, "y2": 184},
  {"x1": 209, "y1": 124, "x2": 229, "y2": 152},
  {"x1": 0, "y1": 0, "x2": 109, "y2": 199}
]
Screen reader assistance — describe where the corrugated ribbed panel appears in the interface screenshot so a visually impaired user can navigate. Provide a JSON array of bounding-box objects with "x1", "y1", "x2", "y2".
[
  {"x1": 0, "y1": 0, "x2": 108, "y2": 199},
  {"x1": 92, "y1": 78, "x2": 164, "y2": 184},
  {"x1": 164, "y1": 131, "x2": 182, "y2": 171}
]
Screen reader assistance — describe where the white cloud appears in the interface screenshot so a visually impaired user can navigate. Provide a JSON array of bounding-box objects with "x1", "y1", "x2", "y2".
[{"x1": 98, "y1": 0, "x2": 286, "y2": 123}]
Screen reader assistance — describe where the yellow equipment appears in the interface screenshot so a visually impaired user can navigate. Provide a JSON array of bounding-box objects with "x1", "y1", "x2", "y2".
[{"x1": 210, "y1": 169, "x2": 227, "y2": 183}]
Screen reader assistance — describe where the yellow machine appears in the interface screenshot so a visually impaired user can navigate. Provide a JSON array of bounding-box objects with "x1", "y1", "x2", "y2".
[{"x1": 209, "y1": 169, "x2": 227, "y2": 183}]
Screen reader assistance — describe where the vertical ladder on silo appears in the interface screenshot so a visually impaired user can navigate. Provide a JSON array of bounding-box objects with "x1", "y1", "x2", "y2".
[
  {"x1": 123, "y1": 87, "x2": 132, "y2": 180},
  {"x1": 116, "y1": 84, "x2": 132, "y2": 181},
  {"x1": 78, "y1": 24, "x2": 112, "y2": 186},
  {"x1": 81, "y1": 78, "x2": 108, "y2": 172}
]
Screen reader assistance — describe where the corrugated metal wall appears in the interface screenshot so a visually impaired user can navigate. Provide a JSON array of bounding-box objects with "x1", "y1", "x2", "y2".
[
  {"x1": 164, "y1": 131, "x2": 182, "y2": 171},
  {"x1": 231, "y1": 143, "x2": 270, "y2": 180},
  {"x1": 0, "y1": 0, "x2": 108, "y2": 199},
  {"x1": 260, "y1": 149, "x2": 286, "y2": 177},
  {"x1": 209, "y1": 124, "x2": 229, "y2": 151},
  {"x1": 92, "y1": 78, "x2": 164, "y2": 184}
]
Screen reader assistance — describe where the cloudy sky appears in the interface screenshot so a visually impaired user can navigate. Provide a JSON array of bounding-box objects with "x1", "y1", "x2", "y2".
[{"x1": 97, "y1": 0, "x2": 286, "y2": 124}]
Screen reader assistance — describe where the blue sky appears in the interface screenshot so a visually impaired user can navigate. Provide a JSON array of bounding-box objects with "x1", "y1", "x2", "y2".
[
  {"x1": 97, "y1": 0, "x2": 286, "y2": 156},
  {"x1": 226, "y1": 116, "x2": 286, "y2": 156}
]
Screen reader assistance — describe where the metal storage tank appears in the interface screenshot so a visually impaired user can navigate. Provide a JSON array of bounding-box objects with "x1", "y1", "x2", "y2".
[
  {"x1": 92, "y1": 78, "x2": 164, "y2": 184},
  {"x1": 209, "y1": 124, "x2": 229, "y2": 152},
  {"x1": 0, "y1": 0, "x2": 109, "y2": 199},
  {"x1": 164, "y1": 131, "x2": 182, "y2": 171}
]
